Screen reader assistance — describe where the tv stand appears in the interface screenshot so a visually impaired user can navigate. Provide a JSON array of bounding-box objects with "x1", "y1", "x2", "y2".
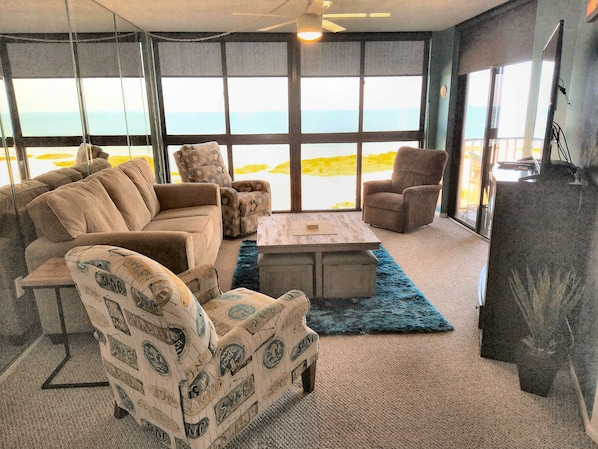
[
  {"x1": 518, "y1": 160, "x2": 576, "y2": 182},
  {"x1": 479, "y1": 179, "x2": 597, "y2": 362}
]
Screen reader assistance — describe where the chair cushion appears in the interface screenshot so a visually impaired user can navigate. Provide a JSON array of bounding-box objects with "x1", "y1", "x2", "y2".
[
  {"x1": 364, "y1": 191, "x2": 404, "y2": 212},
  {"x1": 391, "y1": 147, "x2": 447, "y2": 193},
  {"x1": 178, "y1": 142, "x2": 232, "y2": 187}
]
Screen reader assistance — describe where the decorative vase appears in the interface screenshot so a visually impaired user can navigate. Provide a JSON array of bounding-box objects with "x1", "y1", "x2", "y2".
[{"x1": 515, "y1": 345, "x2": 567, "y2": 397}]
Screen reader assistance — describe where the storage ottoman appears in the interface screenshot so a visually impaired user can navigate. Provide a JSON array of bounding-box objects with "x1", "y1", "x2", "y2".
[
  {"x1": 322, "y1": 250, "x2": 378, "y2": 298},
  {"x1": 258, "y1": 252, "x2": 314, "y2": 297}
]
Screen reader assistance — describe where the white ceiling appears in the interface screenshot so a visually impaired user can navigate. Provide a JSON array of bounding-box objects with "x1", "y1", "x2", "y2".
[{"x1": 1, "y1": 0, "x2": 512, "y2": 34}]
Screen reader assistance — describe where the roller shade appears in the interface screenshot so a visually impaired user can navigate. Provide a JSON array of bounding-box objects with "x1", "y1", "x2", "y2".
[
  {"x1": 7, "y1": 43, "x2": 74, "y2": 78},
  {"x1": 301, "y1": 41, "x2": 361, "y2": 76},
  {"x1": 8, "y1": 41, "x2": 143, "y2": 78},
  {"x1": 364, "y1": 40, "x2": 426, "y2": 76},
  {"x1": 458, "y1": 0, "x2": 537, "y2": 75},
  {"x1": 158, "y1": 42, "x2": 222, "y2": 77},
  {"x1": 225, "y1": 42, "x2": 288, "y2": 76},
  {"x1": 78, "y1": 42, "x2": 143, "y2": 77}
]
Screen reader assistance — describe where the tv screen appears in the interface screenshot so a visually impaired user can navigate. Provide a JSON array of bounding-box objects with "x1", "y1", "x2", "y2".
[{"x1": 530, "y1": 19, "x2": 575, "y2": 180}]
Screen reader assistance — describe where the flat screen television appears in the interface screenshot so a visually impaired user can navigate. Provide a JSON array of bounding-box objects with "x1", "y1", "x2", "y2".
[{"x1": 528, "y1": 19, "x2": 576, "y2": 181}]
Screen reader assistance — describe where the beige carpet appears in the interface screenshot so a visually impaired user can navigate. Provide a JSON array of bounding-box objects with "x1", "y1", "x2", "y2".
[{"x1": 0, "y1": 215, "x2": 595, "y2": 449}]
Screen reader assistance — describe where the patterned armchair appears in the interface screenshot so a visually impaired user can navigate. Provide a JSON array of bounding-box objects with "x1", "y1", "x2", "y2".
[
  {"x1": 173, "y1": 142, "x2": 271, "y2": 238},
  {"x1": 65, "y1": 245, "x2": 319, "y2": 449}
]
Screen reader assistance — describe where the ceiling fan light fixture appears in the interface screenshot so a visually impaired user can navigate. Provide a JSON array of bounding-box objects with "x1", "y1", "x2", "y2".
[{"x1": 297, "y1": 13, "x2": 322, "y2": 42}]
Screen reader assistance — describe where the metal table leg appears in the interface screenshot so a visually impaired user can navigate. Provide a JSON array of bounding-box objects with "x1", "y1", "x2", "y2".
[{"x1": 41, "y1": 287, "x2": 109, "y2": 390}]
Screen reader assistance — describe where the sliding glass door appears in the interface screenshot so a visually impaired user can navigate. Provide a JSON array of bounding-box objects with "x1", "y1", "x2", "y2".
[{"x1": 453, "y1": 62, "x2": 531, "y2": 237}]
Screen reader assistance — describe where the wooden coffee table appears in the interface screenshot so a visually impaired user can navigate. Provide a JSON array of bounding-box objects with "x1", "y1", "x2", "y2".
[{"x1": 257, "y1": 213, "x2": 381, "y2": 298}]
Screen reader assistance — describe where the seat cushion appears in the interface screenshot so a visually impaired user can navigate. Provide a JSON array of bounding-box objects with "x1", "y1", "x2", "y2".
[
  {"x1": 237, "y1": 191, "x2": 270, "y2": 216},
  {"x1": 364, "y1": 191, "x2": 404, "y2": 212}
]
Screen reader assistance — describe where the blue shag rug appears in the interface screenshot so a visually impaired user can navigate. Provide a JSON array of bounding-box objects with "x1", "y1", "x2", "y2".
[{"x1": 231, "y1": 240, "x2": 454, "y2": 335}]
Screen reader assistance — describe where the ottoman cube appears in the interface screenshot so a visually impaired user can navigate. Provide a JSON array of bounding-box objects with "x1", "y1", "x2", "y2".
[
  {"x1": 258, "y1": 253, "x2": 314, "y2": 297},
  {"x1": 322, "y1": 250, "x2": 378, "y2": 298}
]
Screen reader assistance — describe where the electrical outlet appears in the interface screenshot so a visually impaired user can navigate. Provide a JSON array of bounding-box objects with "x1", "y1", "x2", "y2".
[{"x1": 14, "y1": 276, "x2": 24, "y2": 298}]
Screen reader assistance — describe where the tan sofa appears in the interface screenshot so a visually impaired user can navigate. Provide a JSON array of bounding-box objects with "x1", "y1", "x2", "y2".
[
  {"x1": 0, "y1": 159, "x2": 110, "y2": 341},
  {"x1": 25, "y1": 158, "x2": 223, "y2": 338}
]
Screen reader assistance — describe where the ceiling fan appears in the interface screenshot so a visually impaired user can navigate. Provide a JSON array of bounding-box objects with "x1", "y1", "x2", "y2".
[{"x1": 233, "y1": 0, "x2": 391, "y2": 42}]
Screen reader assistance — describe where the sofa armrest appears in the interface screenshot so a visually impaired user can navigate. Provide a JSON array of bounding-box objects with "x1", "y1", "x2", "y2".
[
  {"x1": 178, "y1": 263, "x2": 222, "y2": 305},
  {"x1": 26, "y1": 231, "x2": 195, "y2": 274},
  {"x1": 231, "y1": 180, "x2": 271, "y2": 194},
  {"x1": 363, "y1": 179, "x2": 392, "y2": 196},
  {"x1": 154, "y1": 183, "x2": 221, "y2": 210}
]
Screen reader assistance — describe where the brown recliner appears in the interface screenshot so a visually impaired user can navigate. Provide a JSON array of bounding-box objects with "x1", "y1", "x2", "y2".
[{"x1": 362, "y1": 146, "x2": 448, "y2": 233}]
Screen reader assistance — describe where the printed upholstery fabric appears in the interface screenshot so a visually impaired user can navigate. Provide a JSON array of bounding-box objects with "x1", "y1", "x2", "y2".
[
  {"x1": 176, "y1": 142, "x2": 232, "y2": 187},
  {"x1": 174, "y1": 142, "x2": 272, "y2": 238},
  {"x1": 65, "y1": 245, "x2": 319, "y2": 449}
]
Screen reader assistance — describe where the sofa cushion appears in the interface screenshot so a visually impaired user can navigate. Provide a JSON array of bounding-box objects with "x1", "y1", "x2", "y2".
[
  {"x1": 71, "y1": 159, "x2": 111, "y2": 177},
  {"x1": 178, "y1": 142, "x2": 232, "y2": 187},
  {"x1": 90, "y1": 168, "x2": 152, "y2": 231},
  {"x1": 0, "y1": 180, "x2": 49, "y2": 242},
  {"x1": 27, "y1": 177, "x2": 128, "y2": 242},
  {"x1": 34, "y1": 168, "x2": 83, "y2": 190},
  {"x1": 117, "y1": 159, "x2": 160, "y2": 218}
]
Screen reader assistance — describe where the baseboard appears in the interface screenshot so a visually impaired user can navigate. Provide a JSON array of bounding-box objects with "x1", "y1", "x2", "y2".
[
  {"x1": 569, "y1": 361, "x2": 598, "y2": 444},
  {"x1": 0, "y1": 334, "x2": 44, "y2": 386}
]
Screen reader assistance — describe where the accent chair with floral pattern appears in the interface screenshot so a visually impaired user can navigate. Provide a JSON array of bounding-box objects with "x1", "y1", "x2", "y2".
[
  {"x1": 65, "y1": 244, "x2": 319, "y2": 449},
  {"x1": 173, "y1": 142, "x2": 271, "y2": 238}
]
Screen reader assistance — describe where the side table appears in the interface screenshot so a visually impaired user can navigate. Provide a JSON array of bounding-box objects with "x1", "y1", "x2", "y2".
[{"x1": 22, "y1": 257, "x2": 109, "y2": 389}]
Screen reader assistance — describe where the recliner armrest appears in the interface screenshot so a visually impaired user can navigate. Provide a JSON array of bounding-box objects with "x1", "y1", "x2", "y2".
[
  {"x1": 231, "y1": 180, "x2": 271, "y2": 194},
  {"x1": 363, "y1": 179, "x2": 392, "y2": 195}
]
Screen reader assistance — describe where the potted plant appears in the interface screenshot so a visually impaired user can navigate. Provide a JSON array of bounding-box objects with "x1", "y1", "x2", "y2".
[{"x1": 508, "y1": 265, "x2": 585, "y2": 397}]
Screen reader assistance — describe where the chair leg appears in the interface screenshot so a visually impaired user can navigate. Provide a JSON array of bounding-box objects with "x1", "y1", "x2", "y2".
[
  {"x1": 301, "y1": 361, "x2": 317, "y2": 393},
  {"x1": 114, "y1": 402, "x2": 129, "y2": 419}
]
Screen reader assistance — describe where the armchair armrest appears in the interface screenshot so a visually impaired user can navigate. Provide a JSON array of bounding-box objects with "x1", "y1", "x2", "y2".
[
  {"x1": 220, "y1": 186, "x2": 240, "y2": 209},
  {"x1": 178, "y1": 263, "x2": 222, "y2": 305},
  {"x1": 231, "y1": 180, "x2": 271, "y2": 194},
  {"x1": 216, "y1": 289, "x2": 313, "y2": 374},
  {"x1": 363, "y1": 179, "x2": 392, "y2": 196},
  {"x1": 154, "y1": 183, "x2": 221, "y2": 210},
  {"x1": 402, "y1": 184, "x2": 442, "y2": 200}
]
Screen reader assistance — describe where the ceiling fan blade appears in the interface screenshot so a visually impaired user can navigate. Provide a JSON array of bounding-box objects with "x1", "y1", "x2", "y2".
[
  {"x1": 257, "y1": 19, "x2": 296, "y2": 32},
  {"x1": 323, "y1": 12, "x2": 391, "y2": 19},
  {"x1": 232, "y1": 12, "x2": 291, "y2": 18},
  {"x1": 306, "y1": 0, "x2": 333, "y2": 15},
  {"x1": 322, "y1": 19, "x2": 346, "y2": 33}
]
